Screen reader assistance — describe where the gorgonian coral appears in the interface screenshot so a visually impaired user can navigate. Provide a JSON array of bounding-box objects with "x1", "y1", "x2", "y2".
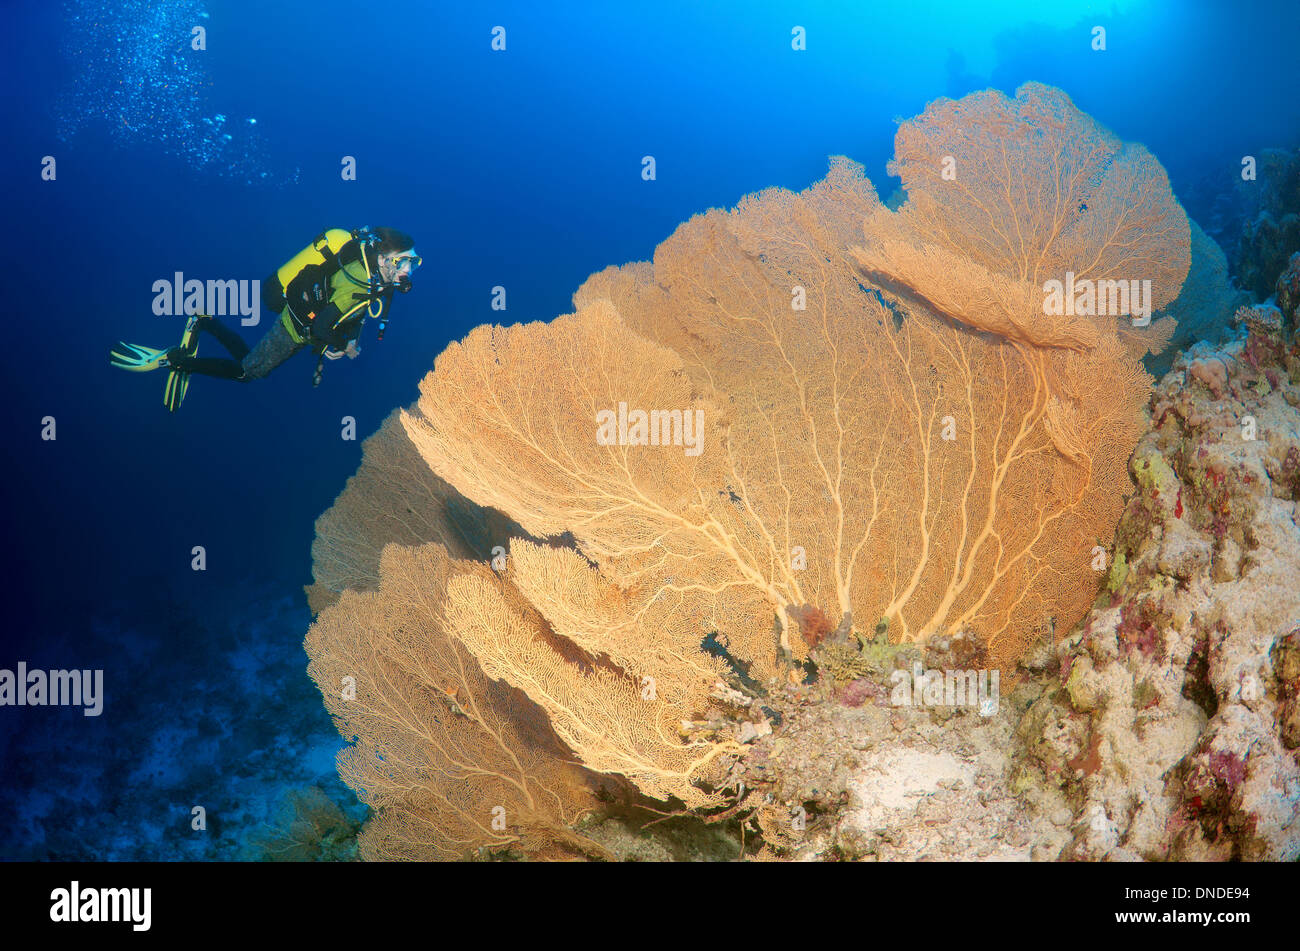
[{"x1": 307, "y1": 83, "x2": 1190, "y2": 858}]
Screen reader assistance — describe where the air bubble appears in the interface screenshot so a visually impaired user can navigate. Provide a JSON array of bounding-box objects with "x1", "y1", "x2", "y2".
[{"x1": 56, "y1": 0, "x2": 297, "y2": 186}]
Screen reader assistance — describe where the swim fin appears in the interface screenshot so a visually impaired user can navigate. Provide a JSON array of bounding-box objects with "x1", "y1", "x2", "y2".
[
  {"x1": 109, "y1": 341, "x2": 170, "y2": 372},
  {"x1": 163, "y1": 315, "x2": 202, "y2": 413},
  {"x1": 164, "y1": 365, "x2": 191, "y2": 412}
]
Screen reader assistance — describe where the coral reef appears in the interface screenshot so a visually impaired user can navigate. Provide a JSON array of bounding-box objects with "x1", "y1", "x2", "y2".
[
  {"x1": 0, "y1": 587, "x2": 364, "y2": 861},
  {"x1": 305, "y1": 544, "x2": 615, "y2": 860},
  {"x1": 242, "y1": 786, "x2": 361, "y2": 862},
  {"x1": 1146, "y1": 220, "x2": 1249, "y2": 376},
  {"x1": 1231, "y1": 147, "x2": 1300, "y2": 300},
  {"x1": 305, "y1": 410, "x2": 525, "y2": 614},
  {"x1": 1013, "y1": 302, "x2": 1300, "y2": 860},
  {"x1": 1276, "y1": 252, "x2": 1300, "y2": 327},
  {"x1": 306, "y1": 83, "x2": 1194, "y2": 858},
  {"x1": 713, "y1": 301, "x2": 1300, "y2": 862},
  {"x1": 731, "y1": 634, "x2": 1066, "y2": 861}
]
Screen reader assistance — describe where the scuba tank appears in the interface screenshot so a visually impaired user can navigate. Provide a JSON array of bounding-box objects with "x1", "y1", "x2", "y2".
[{"x1": 261, "y1": 227, "x2": 401, "y2": 385}]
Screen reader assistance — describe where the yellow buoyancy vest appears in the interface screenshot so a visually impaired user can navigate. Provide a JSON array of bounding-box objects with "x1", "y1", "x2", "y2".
[{"x1": 263, "y1": 229, "x2": 388, "y2": 345}]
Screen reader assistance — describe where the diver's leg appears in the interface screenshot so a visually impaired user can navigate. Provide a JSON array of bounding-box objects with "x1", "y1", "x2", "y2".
[
  {"x1": 239, "y1": 319, "x2": 305, "y2": 381},
  {"x1": 196, "y1": 315, "x2": 251, "y2": 360},
  {"x1": 167, "y1": 355, "x2": 247, "y2": 380}
]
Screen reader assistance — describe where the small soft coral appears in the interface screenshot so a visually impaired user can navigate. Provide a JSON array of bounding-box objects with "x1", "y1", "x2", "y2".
[
  {"x1": 1207, "y1": 750, "x2": 1248, "y2": 788},
  {"x1": 786, "y1": 604, "x2": 835, "y2": 648},
  {"x1": 838, "y1": 678, "x2": 883, "y2": 708},
  {"x1": 1116, "y1": 599, "x2": 1163, "y2": 661}
]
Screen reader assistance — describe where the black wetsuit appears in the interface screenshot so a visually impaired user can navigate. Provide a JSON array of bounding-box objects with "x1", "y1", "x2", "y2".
[
  {"x1": 170, "y1": 245, "x2": 385, "y2": 382},
  {"x1": 171, "y1": 315, "x2": 328, "y2": 382}
]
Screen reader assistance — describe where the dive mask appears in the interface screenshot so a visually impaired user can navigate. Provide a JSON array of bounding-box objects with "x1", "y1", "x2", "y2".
[{"x1": 392, "y1": 251, "x2": 422, "y2": 272}]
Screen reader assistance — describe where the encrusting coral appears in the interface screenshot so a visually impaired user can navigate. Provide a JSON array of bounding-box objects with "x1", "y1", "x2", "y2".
[
  {"x1": 306, "y1": 82, "x2": 1192, "y2": 858},
  {"x1": 1013, "y1": 302, "x2": 1300, "y2": 861}
]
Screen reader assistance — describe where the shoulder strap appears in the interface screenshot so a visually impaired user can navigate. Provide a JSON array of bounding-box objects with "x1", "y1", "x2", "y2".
[{"x1": 312, "y1": 231, "x2": 345, "y2": 279}]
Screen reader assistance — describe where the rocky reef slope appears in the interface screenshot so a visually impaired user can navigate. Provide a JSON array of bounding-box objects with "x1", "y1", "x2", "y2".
[{"x1": 737, "y1": 266, "x2": 1300, "y2": 861}]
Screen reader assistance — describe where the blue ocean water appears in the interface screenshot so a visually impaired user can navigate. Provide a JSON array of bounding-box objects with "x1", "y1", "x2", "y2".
[{"x1": 1, "y1": 0, "x2": 1298, "y2": 860}]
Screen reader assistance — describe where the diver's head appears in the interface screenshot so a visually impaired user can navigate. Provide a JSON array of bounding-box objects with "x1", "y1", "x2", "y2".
[{"x1": 371, "y1": 227, "x2": 421, "y2": 291}]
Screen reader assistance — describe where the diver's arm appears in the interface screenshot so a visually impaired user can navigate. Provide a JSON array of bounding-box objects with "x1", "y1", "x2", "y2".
[{"x1": 312, "y1": 314, "x2": 363, "y2": 353}]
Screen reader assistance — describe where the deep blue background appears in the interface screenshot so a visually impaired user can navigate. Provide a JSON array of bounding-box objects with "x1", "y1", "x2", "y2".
[{"x1": 1, "y1": 0, "x2": 1298, "y2": 858}]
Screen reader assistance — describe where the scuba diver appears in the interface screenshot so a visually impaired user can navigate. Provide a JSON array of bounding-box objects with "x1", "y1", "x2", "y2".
[{"x1": 110, "y1": 226, "x2": 421, "y2": 411}]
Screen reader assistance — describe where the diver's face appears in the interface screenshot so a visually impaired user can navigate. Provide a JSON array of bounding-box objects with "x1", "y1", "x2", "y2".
[{"x1": 381, "y1": 250, "x2": 421, "y2": 285}]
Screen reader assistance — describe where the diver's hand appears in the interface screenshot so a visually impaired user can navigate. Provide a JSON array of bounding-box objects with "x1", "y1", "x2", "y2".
[{"x1": 344, "y1": 340, "x2": 361, "y2": 359}]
